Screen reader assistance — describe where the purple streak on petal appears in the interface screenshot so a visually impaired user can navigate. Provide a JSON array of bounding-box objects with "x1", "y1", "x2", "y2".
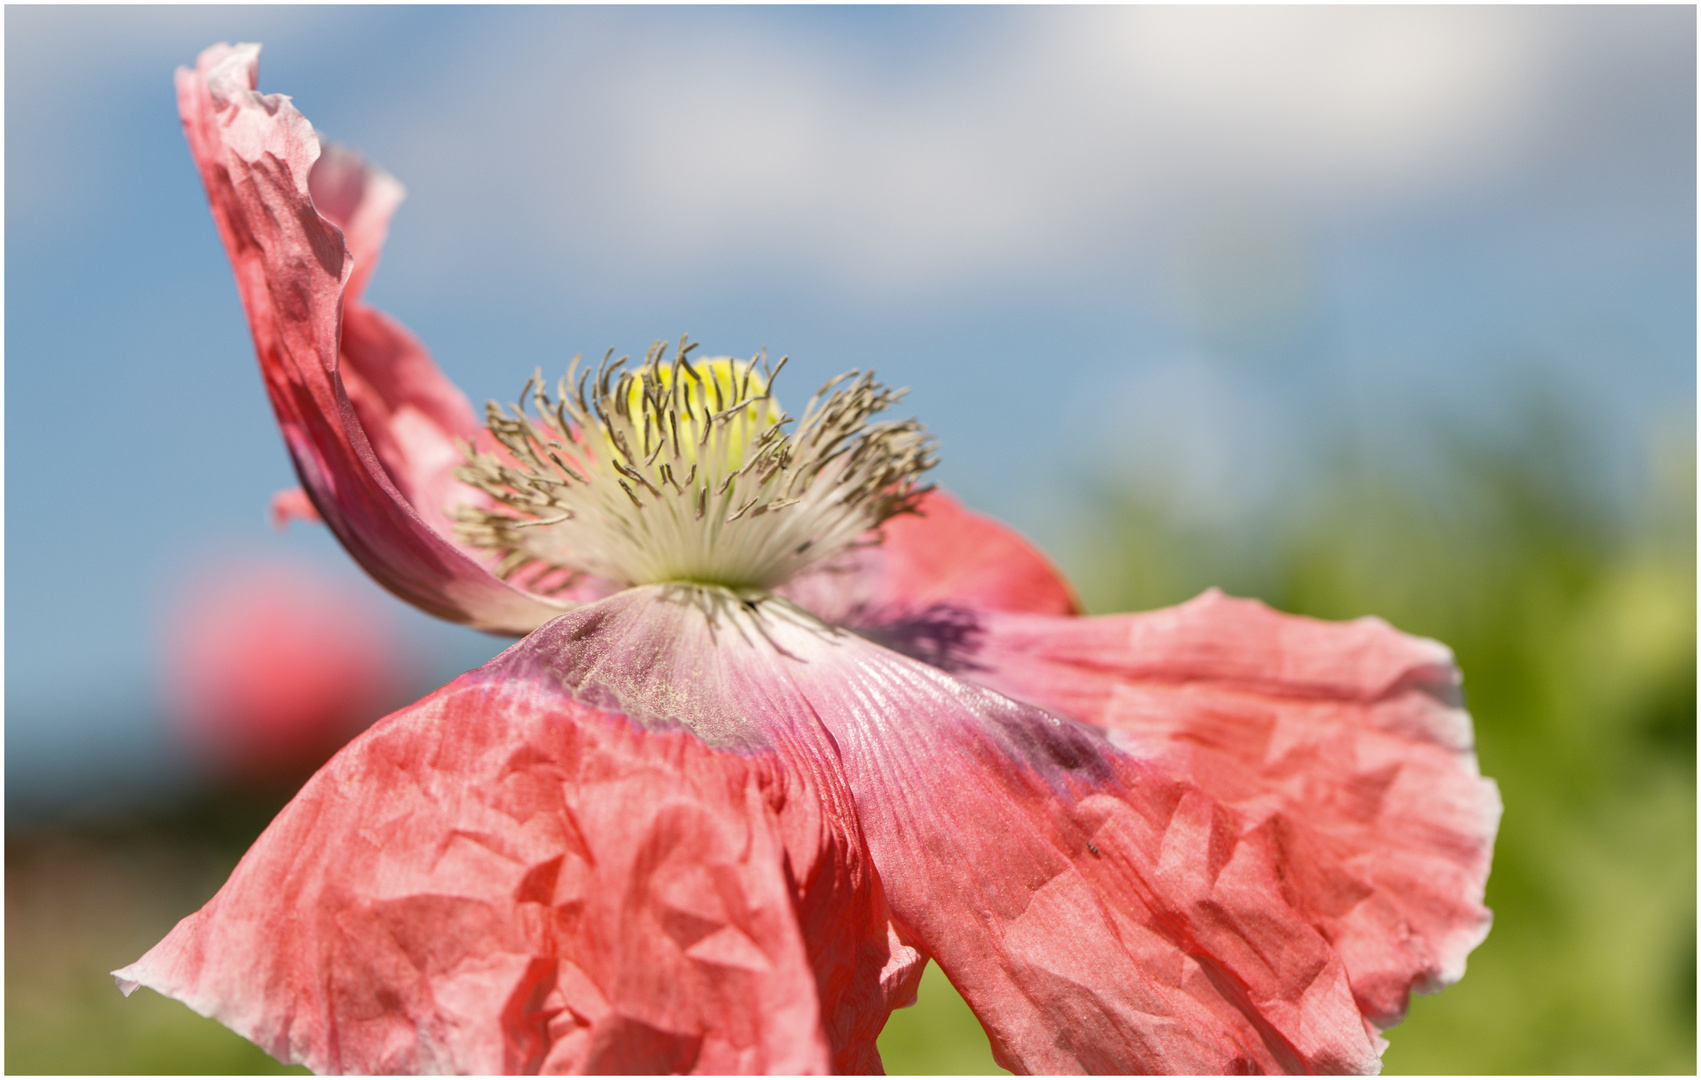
[
  {"x1": 519, "y1": 586, "x2": 1385, "y2": 1073},
  {"x1": 756, "y1": 607, "x2": 1385, "y2": 1075}
]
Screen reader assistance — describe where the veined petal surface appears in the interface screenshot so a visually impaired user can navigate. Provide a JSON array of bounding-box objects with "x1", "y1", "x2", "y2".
[
  {"x1": 508, "y1": 591, "x2": 929, "y2": 1073},
  {"x1": 756, "y1": 609, "x2": 1386, "y2": 1074},
  {"x1": 485, "y1": 588, "x2": 1392, "y2": 1072},
  {"x1": 965, "y1": 589, "x2": 1501, "y2": 1029},
  {"x1": 176, "y1": 43, "x2": 573, "y2": 633}
]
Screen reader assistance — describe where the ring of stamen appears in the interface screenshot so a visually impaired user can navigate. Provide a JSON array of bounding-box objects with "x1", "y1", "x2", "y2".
[{"x1": 452, "y1": 336, "x2": 937, "y2": 592}]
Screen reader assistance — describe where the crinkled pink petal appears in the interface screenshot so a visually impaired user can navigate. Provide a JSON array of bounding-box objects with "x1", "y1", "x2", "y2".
[
  {"x1": 496, "y1": 589, "x2": 928, "y2": 1073},
  {"x1": 751, "y1": 610, "x2": 1385, "y2": 1075},
  {"x1": 118, "y1": 587, "x2": 920, "y2": 1075},
  {"x1": 962, "y1": 589, "x2": 1501, "y2": 1029},
  {"x1": 299, "y1": 149, "x2": 524, "y2": 573},
  {"x1": 176, "y1": 44, "x2": 573, "y2": 633},
  {"x1": 782, "y1": 491, "x2": 1078, "y2": 625},
  {"x1": 120, "y1": 675, "x2": 826, "y2": 1073},
  {"x1": 332, "y1": 301, "x2": 489, "y2": 552},
  {"x1": 304, "y1": 143, "x2": 484, "y2": 549}
]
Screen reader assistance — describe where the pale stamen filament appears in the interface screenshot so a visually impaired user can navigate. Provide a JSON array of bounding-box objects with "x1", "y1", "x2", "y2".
[{"x1": 452, "y1": 337, "x2": 937, "y2": 592}]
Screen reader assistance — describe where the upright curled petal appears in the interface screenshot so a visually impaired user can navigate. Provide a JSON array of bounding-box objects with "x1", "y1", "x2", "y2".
[
  {"x1": 176, "y1": 44, "x2": 570, "y2": 633},
  {"x1": 307, "y1": 141, "x2": 484, "y2": 547},
  {"x1": 964, "y1": 589, "x2": 1501, "y2": 1029}
]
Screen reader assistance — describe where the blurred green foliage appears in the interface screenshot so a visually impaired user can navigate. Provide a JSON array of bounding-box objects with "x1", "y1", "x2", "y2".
[
  {"x1": 5, "y1": 830, "x2": 308, "y2": 1075},
  {"x1": 878, "y1": 966, "x2": 1010, "y2": 1075},
  {"x1": 880, "y1": 415, "x2": 1695, "y2": 1074},
  {"x1": 10, "y1": 417, "x2": 1693, "y2": 1074}
]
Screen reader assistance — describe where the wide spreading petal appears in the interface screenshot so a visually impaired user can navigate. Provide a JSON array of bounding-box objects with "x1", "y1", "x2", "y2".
[
  {"x1": 176, "y1": 43, "x2": 573, "y2": 633},
  {"x1": 753, "y1": 605, "x2": 1386, "y2": 1074},
  {"x1": 477, "y1": 588, "x2": 1395, "y2": 1072},
  {"x1": 116, "y1": 601, "x2": 917, "y2": 1074},
  {"x1": 960, "y1": 589, "x2": 1501, "y2": 1030},
  {"x1": 782, "y1": 491, "x2": 1078, "y2": 629}
]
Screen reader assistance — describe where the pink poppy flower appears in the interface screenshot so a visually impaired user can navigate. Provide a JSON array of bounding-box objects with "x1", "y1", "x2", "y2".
[
  {"x1": 117, "y1": 43, "x2": 1500, "y2": 1075},
  {"x1": 163, "y1": 555, "x2": 405, "y2": 782}
]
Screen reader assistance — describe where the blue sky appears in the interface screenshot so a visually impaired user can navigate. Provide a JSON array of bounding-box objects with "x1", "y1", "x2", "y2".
[{"x1": 6, "y1": 6, "x2": 1694, "y2": 811}]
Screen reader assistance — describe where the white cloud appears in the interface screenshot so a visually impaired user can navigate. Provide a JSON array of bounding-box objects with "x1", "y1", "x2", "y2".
[
  {"x1": 1075, "y1": 7, "x2": 1538, "y2": 191},
  {"x1": 372, "y1": 7, "x2": 1551, "y2": 297},
  {"x1": 21, "y1": 6, "x2": 1651, "y2": 300}
]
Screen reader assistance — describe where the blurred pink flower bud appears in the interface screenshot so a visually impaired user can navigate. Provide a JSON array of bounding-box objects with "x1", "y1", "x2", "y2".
[{"x1": 162, "y1": 556, "x2": 404, "y2": 781}]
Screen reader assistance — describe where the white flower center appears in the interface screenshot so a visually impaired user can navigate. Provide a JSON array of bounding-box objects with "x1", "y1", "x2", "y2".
[{"x1": 453, "y1": 338, "x2": 936, "y2": 592}]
